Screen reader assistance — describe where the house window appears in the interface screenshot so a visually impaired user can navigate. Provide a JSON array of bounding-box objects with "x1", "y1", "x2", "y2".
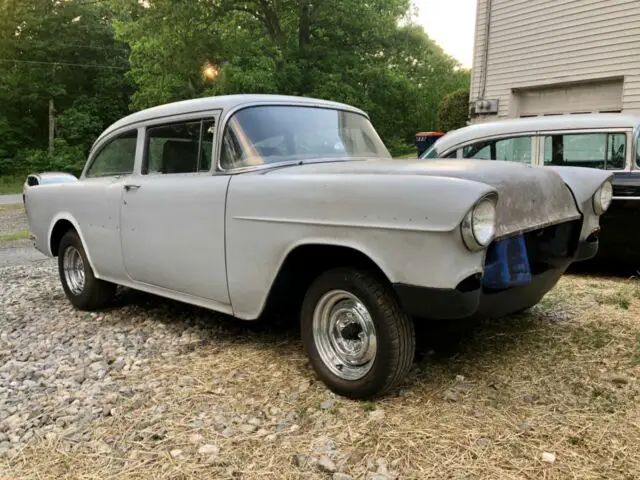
[{"x1": 542, "y1": 133, "x2": 626, "y2": 170}]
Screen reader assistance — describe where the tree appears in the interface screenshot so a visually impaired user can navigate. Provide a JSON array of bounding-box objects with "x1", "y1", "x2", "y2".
[
  {"x1": 437, "y1": 89, "x2": 470, "y2": 132},
  {"x1": 0, "y1": 0, "x2": 133, "y2": 175},
  {"x1": 112, "y1": 0, "x2": 469, "y2": 154}
]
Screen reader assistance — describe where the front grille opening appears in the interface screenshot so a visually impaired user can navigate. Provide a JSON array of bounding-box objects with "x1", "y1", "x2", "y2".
[{"x1": 481, "y1": 219, "x2": 582, "y2": 291}]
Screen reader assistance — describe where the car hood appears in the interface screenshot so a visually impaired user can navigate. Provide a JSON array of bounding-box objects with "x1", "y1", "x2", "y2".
[{"x1": 265, "y1": 158, "x2": 582, "y2": 238}]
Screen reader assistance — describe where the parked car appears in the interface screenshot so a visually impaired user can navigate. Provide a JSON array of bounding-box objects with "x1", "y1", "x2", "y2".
[
  {"x1": 22, "y1": 172, "x2": 77, "y2": 205},
  {"x1": 420, "y1": 114, "x2": 640, "y2": 268},
  {"x1": 24, "y1": 94, "x2": 613, "y2": 398}
]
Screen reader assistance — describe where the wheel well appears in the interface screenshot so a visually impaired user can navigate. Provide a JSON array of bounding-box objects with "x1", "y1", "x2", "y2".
[
  {"x1": 262, "y1": 244, "x2": 390, "y2": 318},
  {"x1": 50, "y1": 220, "x2": 75, "y2": 257}
]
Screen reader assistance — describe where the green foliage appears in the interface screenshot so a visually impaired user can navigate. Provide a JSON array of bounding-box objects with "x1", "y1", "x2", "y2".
[
  {"x1": 0, "y1": 176, "x2": 23, "y2": 195},
  {"x1": 0, "y1": 0, "x2": 133, "y2": 177},
  {"x1": 437, "y1": 89, "x2": 471, "y2": 132},
  {"x1": 112, "y1": 0, "x2": 470, "y2": 154},
  {"x1": 0, "y1": 0, "x2": 472, "y2": 173}
]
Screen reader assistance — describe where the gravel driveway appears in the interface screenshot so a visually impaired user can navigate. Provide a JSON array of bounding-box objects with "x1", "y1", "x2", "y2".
[{"x1": 1, "y1": 208, "x2": 640, "y2": 479}]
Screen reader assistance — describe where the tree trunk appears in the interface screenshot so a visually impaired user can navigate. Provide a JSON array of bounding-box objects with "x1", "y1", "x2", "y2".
[
  {"x1": 299, "y1": 2, "x2": 311, "y2": 50},
  {"x1": 48, "y1": 98, "x2": 55, "y2": 154}
]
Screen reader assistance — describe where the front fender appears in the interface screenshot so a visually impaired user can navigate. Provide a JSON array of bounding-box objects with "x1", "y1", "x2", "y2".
[
  {"x1": 224, "y1": 173, "x2": 492, "y2": 320},
  {"x1": 544, "y1": 166, "x2": 613, "y2": 212},
  {"x1": 544, "y1": 166, "x2": 613, "y2": 245}
]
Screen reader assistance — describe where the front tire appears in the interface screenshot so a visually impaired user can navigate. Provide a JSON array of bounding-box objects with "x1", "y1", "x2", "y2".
[
  {"x1": 301, "y1": 268, "x2": 415, "y2": 399},
  {"x1": 57, "y1": 230, "x2": 116, "y2": 311}
]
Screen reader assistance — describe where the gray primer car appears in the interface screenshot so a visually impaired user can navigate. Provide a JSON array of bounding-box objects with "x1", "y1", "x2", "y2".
[{"x1": 24, "y1": 94, "x2": 613, "y2": 398}]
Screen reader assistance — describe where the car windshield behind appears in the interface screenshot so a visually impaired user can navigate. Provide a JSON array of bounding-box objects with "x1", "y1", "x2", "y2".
[
  {"x1": 420, "y1": 144, "x2": 441, "y2": 158},
  {"x1": 220, "y1": 105, "x2": 391, "y2": 169}
]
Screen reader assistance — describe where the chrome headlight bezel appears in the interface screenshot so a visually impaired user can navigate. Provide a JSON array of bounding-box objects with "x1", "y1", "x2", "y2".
[
  {"x1": 461, "y1": 194, "x2": 498, "y2": 252},
  {"x1": 592, "y1": 179, "x2": 613, "y2": 215}
]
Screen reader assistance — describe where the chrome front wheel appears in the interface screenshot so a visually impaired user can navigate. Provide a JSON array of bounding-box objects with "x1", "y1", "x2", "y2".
[
  {"x1": 313, "y1": 290, "x2": 377, "y2": 381},
  {"x1": 301, "y1": 268, "x2": 416, "y2": 399}
]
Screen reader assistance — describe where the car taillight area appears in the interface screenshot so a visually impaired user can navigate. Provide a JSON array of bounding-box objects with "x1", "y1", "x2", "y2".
[{"x1": 482, "y1": 220, "x2": 582, "y2": 291}]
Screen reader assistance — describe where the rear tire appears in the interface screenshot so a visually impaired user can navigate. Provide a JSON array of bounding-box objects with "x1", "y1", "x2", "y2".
[
  {"x1": 301, "y1": 267, "x2": 415, "y2": 399},
  {"x1": 57, "y1": 230, "x2": 116, "y2": 311}
]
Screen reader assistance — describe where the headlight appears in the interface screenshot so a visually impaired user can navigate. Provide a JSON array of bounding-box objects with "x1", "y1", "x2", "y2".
[
  {"x1": 593, "y1": 180, "x2": 613, "y2": 215},
  {"x1": 461, "y1": 195, "x2": 497, "y2": 251}
]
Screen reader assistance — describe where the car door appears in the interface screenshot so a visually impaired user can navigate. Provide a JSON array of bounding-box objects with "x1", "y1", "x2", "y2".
[
  {"x1": 74, "y1": 128, "x2": 140, "y2": 281},
  {"x1": 119, "y1": 113, "x2": 232, "y2": 308}
]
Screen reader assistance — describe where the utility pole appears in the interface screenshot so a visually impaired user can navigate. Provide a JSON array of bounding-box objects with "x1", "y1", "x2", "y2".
[{"x1": 48, "y1": 98, "x2": 55, "y2": 154}]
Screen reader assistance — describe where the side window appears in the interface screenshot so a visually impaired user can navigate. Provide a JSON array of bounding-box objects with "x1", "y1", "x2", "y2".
[
  {"x1": 463, "y1": 137, "x2": 532, "y2": 163},
  {"x1": 143, "y1": 118, "x2": 216, "y2": 174},
  {"x1": 86, "y1": 130, "x2": 137, "y2": 178},
  {"x1": 543, "y1": 133, "x2": 626, "y2": 170},
  {"x1": 464, "y1": 142, "x2": 492, "y2": 160}
]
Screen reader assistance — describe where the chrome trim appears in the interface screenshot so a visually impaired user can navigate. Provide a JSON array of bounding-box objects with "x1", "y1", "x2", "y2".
[{"x1": 460, "y1": 193, "x2": 498, "y2": 252}]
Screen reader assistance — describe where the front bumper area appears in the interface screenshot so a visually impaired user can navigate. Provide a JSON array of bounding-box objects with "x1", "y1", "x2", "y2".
[
  {"x1": 394, "y1": 262, "x2": 568, "y2": 321},
  {"x1": 395, "y1": 219, "x2": 595, "y2": 321}
]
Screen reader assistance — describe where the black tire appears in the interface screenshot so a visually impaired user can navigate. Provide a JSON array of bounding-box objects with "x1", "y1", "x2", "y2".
[
  {"x1": 57, "y1": 230, "x2": 116, "y2": 311},
  {"x1": 301, "y1": 267, "x2": 415, "y2": 399}
]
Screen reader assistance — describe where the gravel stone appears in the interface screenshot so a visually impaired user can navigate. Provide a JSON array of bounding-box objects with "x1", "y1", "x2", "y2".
[
  {"x1": 317, "y1": 456, "x2": 338, "y2": 473},
  {"x1": 320, "y1": 399, "x2": 336, "y2": 410},
  {"x1": 169, "y1": 449, "x2": 183, "y2": 459},
  {"x1": 197, "y1": 444, "x2": 220, "y2": 456},
  {"x1": 333, "y1": 474, "x2": 355, "y2": 480}
]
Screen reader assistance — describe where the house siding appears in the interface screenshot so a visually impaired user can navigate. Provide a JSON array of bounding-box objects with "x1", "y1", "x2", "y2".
[{"x1": 471, "y1": 0, "x2": 640, "y2": 121}]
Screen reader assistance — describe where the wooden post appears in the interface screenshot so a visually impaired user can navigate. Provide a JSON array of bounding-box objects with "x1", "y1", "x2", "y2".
[{"x1": 48, "y1": 98, "x2": 55, "y2": 154}]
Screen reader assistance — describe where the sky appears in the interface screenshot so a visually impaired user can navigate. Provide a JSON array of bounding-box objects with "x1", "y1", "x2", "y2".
[{"x1": 414, "y1": 0, "x2": 477, "y2": 68}]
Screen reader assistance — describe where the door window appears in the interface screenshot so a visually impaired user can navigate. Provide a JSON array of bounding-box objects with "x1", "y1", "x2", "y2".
[
  {"x1": 542, "y1": 132, "x2": 626, "y2": 170},
  {"x1": 85, "y1": 130, "x2": 137, "y2": 178},
  {"x1": 143, "y1": 119, "x2": 216, "y2": 174},
  {"x1": 462, "y1": 136, "x2": 533, "y2": 163}
]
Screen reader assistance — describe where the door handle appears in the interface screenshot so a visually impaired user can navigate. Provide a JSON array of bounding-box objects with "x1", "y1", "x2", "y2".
[{"x1": 124, "y1": 184, "x2": 141, "y2": 192}]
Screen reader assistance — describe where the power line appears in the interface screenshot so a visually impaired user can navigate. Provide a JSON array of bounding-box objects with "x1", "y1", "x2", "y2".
[
  {"x1": 3, "y1": 39, "x2": 127, "y2": 52},
  {"x1": 0, "y1": 58, "x2": 128, "y2": 70}
]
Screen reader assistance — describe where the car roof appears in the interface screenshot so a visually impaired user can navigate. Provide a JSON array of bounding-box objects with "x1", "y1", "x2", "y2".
[
  {"x1": 434, "y1": 113, "x2": 640, "y2": 152},
  {"x1": 97, "y1": 94, "x2": 368, "y2": 144}
]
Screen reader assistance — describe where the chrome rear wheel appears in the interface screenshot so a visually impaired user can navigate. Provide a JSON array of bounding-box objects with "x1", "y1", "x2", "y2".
[{"x1": 63, "y1": 246, "x2": 85, "y2": 295}]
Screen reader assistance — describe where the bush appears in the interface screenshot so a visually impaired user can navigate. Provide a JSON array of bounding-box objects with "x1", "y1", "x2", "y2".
[
  {"x1": 23, "y1": 140, "x2": 86, "y2": 177},
  {"x1": 437, "y1": 89, "x2": 470, "y2": 132}
]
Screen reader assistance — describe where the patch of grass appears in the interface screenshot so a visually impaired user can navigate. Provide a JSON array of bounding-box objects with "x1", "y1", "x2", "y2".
[
  {"x1": 0, "y1": 175, "x2": 23, "y2": 195},
  {"x1": 597, "y1": 291, "x2": 631, "y2": 310},
  {"x1": 0, "y1": 228, "x2": 29, "y2": 242},
  {"x1": 0, "y1": 204, "x2": 23, "y2": 212},
  {"x1": 633, "y1": 332, "x2": 640, "y2": 365},
  {"x1": 360, "y1": 402, "x2": 377, "y2": 413},
  {"x1": 571, "y1": 326, "x2": 613, "y2": 350}
]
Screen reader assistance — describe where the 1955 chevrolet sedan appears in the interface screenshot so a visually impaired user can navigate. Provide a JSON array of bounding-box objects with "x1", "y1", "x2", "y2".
[{"x1": 24, "y1": 94, "x2": 613, "y2": 398}]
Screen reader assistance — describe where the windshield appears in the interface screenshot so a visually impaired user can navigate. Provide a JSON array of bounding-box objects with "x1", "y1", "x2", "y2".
[
  {"x1": 420, "y1": 143, "x2": 441, "y2": 159},
  {"x1": 220, "y1": 105, "x2": 391, "y2": 169}
]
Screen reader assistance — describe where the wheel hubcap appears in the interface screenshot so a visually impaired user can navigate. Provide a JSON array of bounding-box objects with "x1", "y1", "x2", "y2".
[
  {"x1": 63, "y1": 246, "x2": 85, "y2": 295},
  {"x1": 312, "y1": 290, "x2": 377, "y2": 380}
]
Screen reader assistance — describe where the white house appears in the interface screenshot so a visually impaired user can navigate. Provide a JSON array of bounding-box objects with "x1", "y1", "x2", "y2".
[{"x1": 470, "y1": 0, "x2": 640, "y2": 122}]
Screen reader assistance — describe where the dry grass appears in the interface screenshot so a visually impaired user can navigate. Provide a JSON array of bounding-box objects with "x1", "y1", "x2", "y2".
[{"x1": 4, "y1": 275, "x2": 640, "y2": 479}]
